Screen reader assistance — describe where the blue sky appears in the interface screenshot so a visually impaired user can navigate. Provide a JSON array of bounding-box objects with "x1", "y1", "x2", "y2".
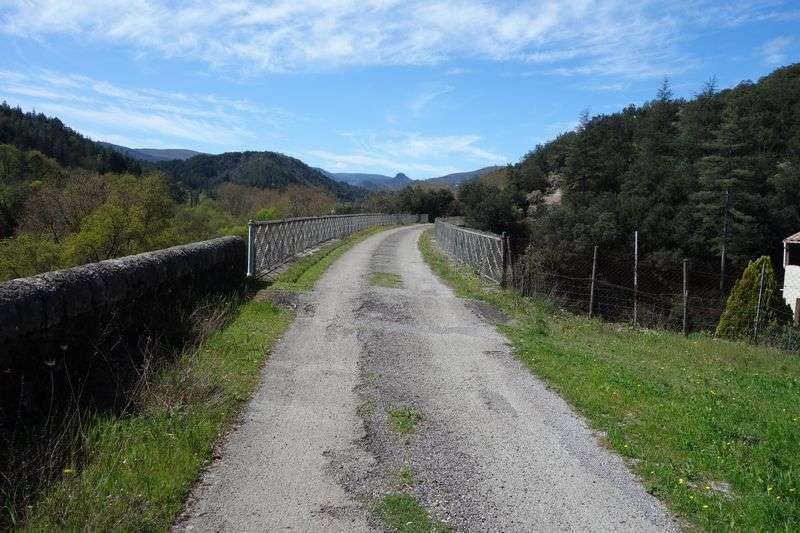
[{"x1": 0, "y1": 1, "x2": 798, "y2": 179}]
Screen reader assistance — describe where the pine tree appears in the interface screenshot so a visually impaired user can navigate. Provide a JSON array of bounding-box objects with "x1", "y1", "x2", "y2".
[
  {"x1": 716, "y1": 256, "x2": 791, "y2": 338},
  {"x1": 693, "y1": 105, "x2": 765, "y2": 260}
]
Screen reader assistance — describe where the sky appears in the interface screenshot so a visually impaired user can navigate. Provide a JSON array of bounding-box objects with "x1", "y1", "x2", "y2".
[{"x1": 0, "y1": 1, "x2": 798, "y2": 179}]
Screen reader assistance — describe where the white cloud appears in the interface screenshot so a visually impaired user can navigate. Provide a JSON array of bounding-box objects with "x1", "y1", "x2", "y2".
[
  {"x1": 408, "y1": 83, "x2": 453, "y2": 116},
  {"x1": 2, "y1": 0, "x2": 794, "y2": 78},
  {"x1": 0, "y1": 69, "x2": 283, "y2": 149},
  {"x1": 759, "y1": 36, "x2": 793, "y2": 65}
]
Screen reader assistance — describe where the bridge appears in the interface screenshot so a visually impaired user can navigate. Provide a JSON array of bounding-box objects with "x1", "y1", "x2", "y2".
[{"x1": 0, "y1": 216, "x2": 676, "y2": 531}]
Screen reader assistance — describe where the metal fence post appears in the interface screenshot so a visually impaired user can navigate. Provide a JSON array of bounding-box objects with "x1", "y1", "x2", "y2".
[
  {"x1": 246, "y1": 220, "x2": 255, "y2": 278},
  {"x1": 753, "y1": 262, "x2": 766, "y2": 342},
  {"x1": 633, "y1": 230, "x2": 639, "y2": 327},
  {"x1": 682, "y1": 259, "x2": 688, "y2": 336},
  {"x1": 500, "y1": 232, "x2": 508, "y2": 288},
  {"x1": 589, "y1": 245, "x2": 598, "y2": 318}
]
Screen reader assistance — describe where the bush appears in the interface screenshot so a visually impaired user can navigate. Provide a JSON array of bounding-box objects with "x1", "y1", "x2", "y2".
[{"x1": 715, "y1": 256, "x2": 792, "y2": 339}]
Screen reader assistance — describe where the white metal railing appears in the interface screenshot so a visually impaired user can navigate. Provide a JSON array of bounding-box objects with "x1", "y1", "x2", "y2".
[{"x1": 247, "y1": 213, "x2": 427, "y2": 277}]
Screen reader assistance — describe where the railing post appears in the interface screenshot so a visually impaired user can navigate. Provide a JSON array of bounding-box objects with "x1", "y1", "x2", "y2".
[{"x1": 246, "y1": 220, "x2": 256, "y2": 278}]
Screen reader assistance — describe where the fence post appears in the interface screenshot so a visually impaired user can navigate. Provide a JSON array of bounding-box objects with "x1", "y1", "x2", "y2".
[
  {"x1": 633, "y1": 230, "x2": 639, "y2": 327},
  {"x1": 753, "y1": 262, "x2": 766, "y2": 342},
  {"x1": 500, "y1": 232, "x2": 508, "y2": 288},
  {"x1": 589, "y1": 245, "x2": 598, "y2": 318},
  {"x1": 246, "y1": 220, "x2": 255, "y2": 278},
  {"x1": 795, "y1": 298, "x2": 800, "y2": 326},
  {"x1": 682, "y1": 259, "x2": 688, "y2": 336},
  {"x1": 505, "y1": 233, "x2": 513, "y2": 288}
]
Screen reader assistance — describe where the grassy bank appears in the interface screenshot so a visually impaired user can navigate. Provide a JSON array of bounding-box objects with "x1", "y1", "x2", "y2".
[
  {"x1": 21, "y1": 299, "x2": 291, "y2": 531},
  {"x1": 419, "y1": 229, "x2": 800, "y2": 531},
  {"x1": 19, "y1": 227, "x2": 396, "y2": 530}
]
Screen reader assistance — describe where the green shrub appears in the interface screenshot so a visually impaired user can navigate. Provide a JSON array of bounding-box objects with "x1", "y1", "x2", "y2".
[{"x1": 715, "y1": 256, "x2": 792, "y2": 339}]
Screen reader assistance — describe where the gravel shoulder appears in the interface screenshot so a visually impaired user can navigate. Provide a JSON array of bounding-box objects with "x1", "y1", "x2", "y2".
[{"x1": 175, "y1": 225, "x2": 678, "y2": 532}]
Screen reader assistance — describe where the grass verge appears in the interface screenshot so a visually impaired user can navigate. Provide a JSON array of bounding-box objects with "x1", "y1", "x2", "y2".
[
  {"x1": 270, "y1": 225, "x2": 395, "y2": 291},
  {"x1": 388, "y1": 407, "x2": 422, "y2": 434},
  {"x1": 375, "y1": 494, "x2": 449, "y2": 533},
  {"x1": 370, "y1": 271, "x2": 403, "y2": 288},
  {"x1": 20, "y1": 298, "x2": 291, "y2": 531},
  {"x1": 419, "y1": 228, "x2": 800, "y2": 532}
]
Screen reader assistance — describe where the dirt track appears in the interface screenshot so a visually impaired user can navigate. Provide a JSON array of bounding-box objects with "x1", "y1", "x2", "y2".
[{"x1": 176, "y1": 225, "x2": 677, "y2": 532}]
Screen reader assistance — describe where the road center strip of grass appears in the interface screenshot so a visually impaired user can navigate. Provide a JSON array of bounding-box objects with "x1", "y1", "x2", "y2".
[
  {"x1": 375, "y1": 493, "x2": 449, "y2": 533},
  {"x1": 419, "y1": 228, "x2": 800, "y2": 532},
  {"x1": 370, "y1": 271, "x2": 403, "y2": 288},
  {"x1": 388, "y1": 407, "x2": 422, "y2": 434}
]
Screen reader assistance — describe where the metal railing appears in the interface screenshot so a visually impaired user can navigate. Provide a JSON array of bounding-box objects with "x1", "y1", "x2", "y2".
[
  {"x1": 247, "y1": 213, "x2": 427, "y2": 277},
  {"x1": 434, "y1": 218, "x2": 507, "y2": 284}
]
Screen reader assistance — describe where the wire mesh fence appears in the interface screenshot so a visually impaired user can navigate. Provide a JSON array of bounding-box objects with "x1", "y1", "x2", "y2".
[
  {"x1": 432, "y1": 222, "x2": 800, "y2": 352},
  {"x1": 247, "y1": 213, "x2": 427, "y2": 277},
  {"x1": 508, "y1": 241, "x2": 800, "y2": 351},
  {"x1": 434, "y1": 218, "x2": 505, "y2": 283}
]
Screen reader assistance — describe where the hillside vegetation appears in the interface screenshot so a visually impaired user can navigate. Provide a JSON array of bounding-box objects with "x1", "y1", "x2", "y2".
[
  {"x1": 158, "y1": 151, "x2": 364, "y2": 201},
  {"x1": 100, "y1": 142, "x2": 203, "y2": 163},
  {"x1": 0, "y1": 106, "x2": 371, "y2": 282},
  {"x1": 459, "y1": 64, "x2": 800, "y2": 271},
  {"x1": 0, "y1": 103, "x2": 141, "y2": 175}
]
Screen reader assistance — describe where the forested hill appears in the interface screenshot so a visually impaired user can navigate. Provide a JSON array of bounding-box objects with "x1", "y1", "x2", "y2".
[
  {"x1": 0, "y1": 102, "x2": 141, "y2": 174},
  {"x1": 99, "y1": 142, "x2": 203, "y2": 163},
  {"x1": 487, "y1": 62, "x2": 800, "y2": 268},
  {"x1": 157, "y1": 151, "x2": 365, "y2": 202}
]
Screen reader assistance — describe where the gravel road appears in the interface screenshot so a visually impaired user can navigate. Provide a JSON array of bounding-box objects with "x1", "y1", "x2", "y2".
[{"x1": 175, "y1": 225, "x2": 678, "y2": 532}]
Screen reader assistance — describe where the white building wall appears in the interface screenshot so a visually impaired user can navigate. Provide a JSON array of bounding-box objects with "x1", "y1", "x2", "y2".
[{"x1": 783, "y1": 265, "x2": 800, "y2": 315}]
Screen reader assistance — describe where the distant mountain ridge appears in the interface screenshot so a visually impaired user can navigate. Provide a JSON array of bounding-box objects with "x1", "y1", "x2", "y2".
[
  {"x1": 320, "y1": 165, "x2": 504, "y2": 190},
  {"x1": 424, "y1": 166, "x2": 504, "y2": 187},
  {"x1": 157, "y1": 151, "x2": 365, "y2": 201},
  {"x1": 100, "y1": 142, "x2": 204, "y2": 163},
  {"x1": 316, "y1": 169, "x2": 413, "y2": 190}
]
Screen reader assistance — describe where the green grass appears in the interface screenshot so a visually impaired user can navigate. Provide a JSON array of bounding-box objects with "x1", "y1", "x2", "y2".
[
  {"x1": 21, "y1": 299, "x2": 291, "y2": 531},
  {"x1": 370, "y1": 271, "x2": 403, "y2": 288},
  {"x1": 270, "y1": 225, "x2": 395, "y2": 291},
  {"x1": 374, "y1": 494, "x2": 449, "y2": 533},
  {"x1": 395, "y1": 466, "x2": 415, "y2": 489},
  {"x1": 419, "y1": 229, "x2": 800, "y2": 532},
  {"x1": 388, "y1": 407, "x2": 422, "y2": 435}
]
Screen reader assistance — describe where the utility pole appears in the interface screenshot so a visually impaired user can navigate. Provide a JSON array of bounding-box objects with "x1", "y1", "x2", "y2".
[{"x1": 720, "y1": 187, "x2": 730, "y2": 297}]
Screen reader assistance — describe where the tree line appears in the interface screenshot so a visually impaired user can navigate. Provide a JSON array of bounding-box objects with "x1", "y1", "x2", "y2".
[{"x1": 460, "y1": 63, "x2": 800, "y2": 275}]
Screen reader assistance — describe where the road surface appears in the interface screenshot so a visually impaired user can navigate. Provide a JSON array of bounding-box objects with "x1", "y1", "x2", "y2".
[{"x1": 175, "y1": 225, "x2": 677, "y2": 532}]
